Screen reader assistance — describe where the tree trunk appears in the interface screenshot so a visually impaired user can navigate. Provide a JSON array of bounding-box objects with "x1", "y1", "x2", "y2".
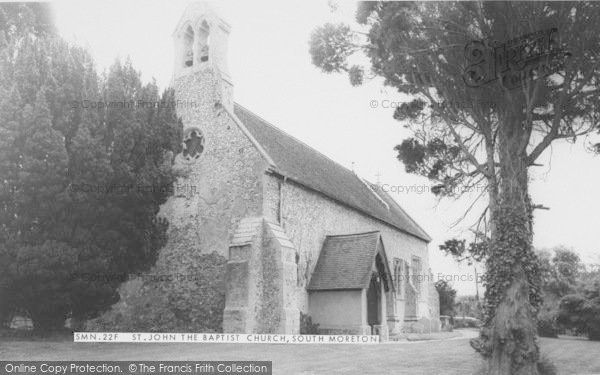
[
  {"x1": 487, "y1": 268, "x2": 539, "y2": 375},
  {"x1": 478, "y1": 118, "x2": 541, "y2": 374}
]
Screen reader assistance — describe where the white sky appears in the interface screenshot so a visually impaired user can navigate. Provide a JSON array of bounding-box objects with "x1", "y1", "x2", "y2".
[{"x1": 52, "y1": 0, "x2": 600, "y2": 295}]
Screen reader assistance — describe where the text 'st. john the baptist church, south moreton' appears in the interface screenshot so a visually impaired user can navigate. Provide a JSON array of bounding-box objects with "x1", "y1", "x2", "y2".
[{"x1": 99, "y1": 3, "x2": 440, "y2": 339}]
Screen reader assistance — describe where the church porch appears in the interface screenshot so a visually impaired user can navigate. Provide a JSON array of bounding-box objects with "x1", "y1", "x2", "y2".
[{"x1": 306, "y1": 231, "x2": 396, "y2": 339}]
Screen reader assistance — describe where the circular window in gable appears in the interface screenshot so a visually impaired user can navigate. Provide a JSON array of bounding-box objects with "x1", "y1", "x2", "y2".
[{"x1": 181, "y1": 127, "x2": 205, "y2": 163}]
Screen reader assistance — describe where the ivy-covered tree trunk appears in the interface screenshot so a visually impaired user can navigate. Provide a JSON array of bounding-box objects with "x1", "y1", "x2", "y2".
[
  {"x1": 309, "y1": 2, "x2": 600, "y2": 373},
  {"x1": 478, "y1": 118, "x2": 541, "y2": 375}
]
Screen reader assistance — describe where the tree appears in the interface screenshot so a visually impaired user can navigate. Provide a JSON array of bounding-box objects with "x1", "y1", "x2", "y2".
[
  {"x1": 580, "y1": 262, "x2": 600, "y2": 286},
  {"x1": 435, "y1": 279, "x2": 457, "y2": 316},
  {"x1": 0, "y1": 3, "x2": 56, "y2": 36},
  {"x1": 538, "y1": 246, "x2": 582, "y2": 302},
  {"x1": 0, "y1": 4, "x2": 182, "y2": 330},
  {"x1": 557, "y1": 280, "x2": 600, "y2": 340},
  {"x1": 536, "y1": 246, "x2": 581, "y2": 337},
  {"x1": 309, "y1": 2, "x2": 600, "y2": 374},
  {"x1": 456, "y1": 295, "x2": 484, "y2": 320}
]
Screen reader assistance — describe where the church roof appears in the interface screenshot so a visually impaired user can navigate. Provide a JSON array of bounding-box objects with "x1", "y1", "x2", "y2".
[
  {"x1": 306, "y1": 231, "x2": 389, "y2": 291},
  {"x1": 233, "y1": 104, "x2": 431, "y2": 243}
]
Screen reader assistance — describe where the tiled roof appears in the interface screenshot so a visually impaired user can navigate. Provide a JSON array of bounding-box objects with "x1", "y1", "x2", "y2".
[
  {"x1": 307, "y1": 231, "x2": 382, "y2": 291},
  {"x1": 233, "y1": 104, "x2": 431, "y2": 242},
  {"x1": 230, "y1": 217, "x2": 295, "y2": 249}
]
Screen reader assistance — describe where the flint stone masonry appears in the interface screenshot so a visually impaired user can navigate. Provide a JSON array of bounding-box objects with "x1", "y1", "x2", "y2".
[
  {"x1": 224, "y1": 218, "x2": 299, "y2": 334},
  {"x1": 91, "y1": 68, "x2": 267, "y2": 332},
  {"x1": 90, "y1": 2, "x2": 439, "y2": 335},
  {"x1": 263, "y1": 175, "x2": 435, "y2": 333},
  {"x1": 165, "y1": 68, "x2": 266, "y2": 259}
]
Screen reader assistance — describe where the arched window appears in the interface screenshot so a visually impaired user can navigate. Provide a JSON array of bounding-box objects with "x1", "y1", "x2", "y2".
[
  {"x1": 394, "y1": 258, "x2": 404, "y2": 298},
  {"x1": 295, "y1": 252, "x2": 301, "y2": 287},
  {"x1": 197, "y1": 20, "x2": 210, "y2": 63},
  {"x1": 183, "y1": 25, "x2": 194, "y2": 67},
  {"x1": 411, "y1": 256, "x2": 422, "y2": 297}
]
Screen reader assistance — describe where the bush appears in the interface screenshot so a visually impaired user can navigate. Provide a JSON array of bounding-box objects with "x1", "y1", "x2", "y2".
[
  {"x1": 537, "y1": 355, "x2": 558, "y2": 375},
  {"x1": 453, "y1": 316, "x2": 481, "y2": 328},
  {"x1": 0, "y1": 327, "x2": 71, "y2": 341},
  {"x1": 557, "y1": 281, "x2": 600, "y2": 341},
  {"x1": 1, "y1": 241, "x2": 122, "y2": 331},
  {"x1": 537, "y1": 312, "x2": 559, "y2": 338},
  {"x1": 300, "y1": 312, "x2": 319, "y2": 334},
  {"x1": 589, "y1": 326, "x2": 600, "y2": 341},
  {"x1": 435, "y1": 280, "x2": 456, "y2": 316}
]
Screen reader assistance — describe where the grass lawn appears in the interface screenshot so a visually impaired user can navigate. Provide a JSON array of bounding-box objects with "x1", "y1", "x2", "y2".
[{"x1": 1, "y1": 332, "x2": 599, "y2": 374}]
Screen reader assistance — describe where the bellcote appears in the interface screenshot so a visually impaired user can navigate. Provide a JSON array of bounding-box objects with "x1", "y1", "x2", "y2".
[{"x1": 173, "y1": 3, "x2": 233, "y2": 105}]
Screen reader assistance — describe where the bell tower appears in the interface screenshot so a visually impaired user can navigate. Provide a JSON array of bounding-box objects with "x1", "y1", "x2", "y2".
[
  {"x1": 168, "y1": 2, "x2": 299, "y2": 336},
  {"x1": 96, "y1": 1, "x2": 298, "y2": 335},
  {"x1": 172, "y1": 2, "x2": 233, "y2": 111}
]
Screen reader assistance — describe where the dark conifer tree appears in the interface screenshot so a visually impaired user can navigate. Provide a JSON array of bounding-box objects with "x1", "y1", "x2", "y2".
[{"x1": 0, "y1": 3, "x2": 182, "y2": 330}]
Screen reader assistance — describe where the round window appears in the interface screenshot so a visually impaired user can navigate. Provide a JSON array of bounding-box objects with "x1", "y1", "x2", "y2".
[{"x1": 182, "y1": 127, "x2": 204, "y2": 162}]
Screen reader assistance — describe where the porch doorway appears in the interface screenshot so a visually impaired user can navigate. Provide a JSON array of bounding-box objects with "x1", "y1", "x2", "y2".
[{"x1": 367, "y1": 273, "x2": 381, "y2": 327}]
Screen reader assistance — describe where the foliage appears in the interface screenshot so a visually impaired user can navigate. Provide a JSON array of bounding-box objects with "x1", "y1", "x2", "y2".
[
  {"x1": 88, "y1": 251, "x2": 227, "y2": 333},
  {"x1": 439, "y1": 238, "x2": 488, "y2": 265},
  {"x1": 535, "y1": 247, "x2": 582, "y2": 338},
  {"x1": 309, "y1": 23, "x2": 356, "y2": 74},
  {"x1": 0, "y1": 4, "x2": 182, "y2": 330},
  {"x1": 538, "y1": 247, "x2": 582, "y2": 300},
  {"x1": 310, "y1": 2, "x2": 600, "y2": 373},
  {"x1": 455, "y1": 295, "x2": 483, "y2": 320},
  {"x1": 536, "y1": 355, "x2": 558, "y2": 375},
  {"x1": 348, "y1": 65, "x2": 364, "y2": 87},
  {"x1": 579, "y1": 263, "x2": 600, "y2": 285},
  {"x1": 300, "y1": 312, "x2": 320, "y2": 335},
  {"x1": 0, "y1": 3, "x2": 55, "y2": 36},
  {"x1": 557, "y1": 280, "x2": 600, "y2": 341},
  {"x1": 453, "y1": 316, "x2": 482, "y2": 329},
  {"x1": 435, "y1": 280, "x2": 457, "y2": 316},
  {"x1": 536, "y1": 310, "x2": 558, "y2": 338},
  {"x1": 395, "y1": 137, "x2": 462, "y2": 191}
]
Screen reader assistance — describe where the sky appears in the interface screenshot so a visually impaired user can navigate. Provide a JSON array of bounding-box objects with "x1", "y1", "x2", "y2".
[{"x1": 52, "y1": 0, "x2": 600, "y2": 295}]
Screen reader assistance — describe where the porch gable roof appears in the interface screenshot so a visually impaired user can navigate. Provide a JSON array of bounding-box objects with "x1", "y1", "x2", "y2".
[{"x1": 307, "y1": 231, "x2": 394, "y2": 292}]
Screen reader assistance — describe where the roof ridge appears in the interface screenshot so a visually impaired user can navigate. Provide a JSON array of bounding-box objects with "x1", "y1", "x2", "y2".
[
  {"x1": 324, "y1": 230, "x2": 381, "y2": 238},
  {"x1": 234, "y1": 102, "x2": 357, "y2": 177},
  {"x1": 233, "y1": 103, "x2": 431, "y2": 242}
]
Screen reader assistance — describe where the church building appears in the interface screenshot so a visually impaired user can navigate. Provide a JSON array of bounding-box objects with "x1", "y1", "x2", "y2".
[{"x1": 105, "y1": 3, "x2": 440, "y2": 339}]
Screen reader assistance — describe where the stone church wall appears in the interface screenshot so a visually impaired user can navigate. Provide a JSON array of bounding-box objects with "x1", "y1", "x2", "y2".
[
  {"x1": 223, "y1": 218, "x2": 299, "y2": 334},
  {"x1": 164, "y1": 68, "x2": 267, "y2": 258},
  {"x1": 263, "y1": 174, "x2": 436, "y2": 329},
  {"x1": 89, "y1": 68, "x2": 269, "y2": 332},
  {"x1": 87, "y1": 4, "x2": 439, "y2": 334},
  {"x1": 309, "y1": 290, "x2": 364, "y2": 332}
]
